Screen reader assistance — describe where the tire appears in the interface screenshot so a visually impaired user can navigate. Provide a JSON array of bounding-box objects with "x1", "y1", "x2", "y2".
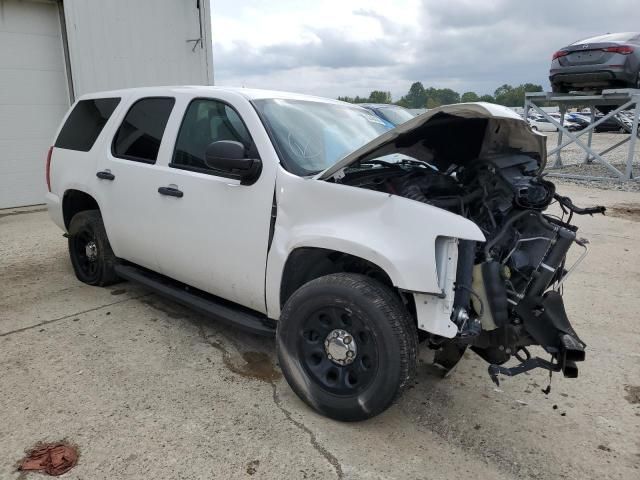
[
  {"x1": 551, "y1": 83, "x2": 566, "y2": 94},
  {"x1": 68, "y1": 210, "x2": 120, "y2": 286},
  {"x1": 531, "y1": 125, "x2": 538, "y2": 131},
  {"x1": 277, "y1": 273, "x2": 417, "y2": 421}
]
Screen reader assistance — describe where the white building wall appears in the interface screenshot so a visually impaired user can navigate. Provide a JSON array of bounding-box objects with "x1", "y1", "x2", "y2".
[
  {"x1": 0, "y1": 0, "x2": 214, "y2": 208},
  {"x1": 62, "y1": 0, "x2": 213, "y2": 98},
  {"x1": 0, "y1": 0, "x2": 69, "y2": 208}
]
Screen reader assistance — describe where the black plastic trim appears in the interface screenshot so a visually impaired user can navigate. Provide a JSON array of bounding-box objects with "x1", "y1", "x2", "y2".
[
  {"x1": 157, "y1": 186, "x2": 183, "y2": 198},
  {"x1": 96, "y1": 170, "x2": 115, "y2": 181},
  {"x1": 114, "y1": 264, "x2": 276, "y2": 336}
]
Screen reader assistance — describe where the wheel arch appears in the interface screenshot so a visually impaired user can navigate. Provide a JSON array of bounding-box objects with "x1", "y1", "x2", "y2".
[
  {"x1": 276, "y1": 246, "x2": 416, "y2": 321},
  {"x1": 62, "y1": 189, "x2": 100, "y2": 230},
  {"x1": 279, "y1": 247, "x2": 389, "y2": 306}
]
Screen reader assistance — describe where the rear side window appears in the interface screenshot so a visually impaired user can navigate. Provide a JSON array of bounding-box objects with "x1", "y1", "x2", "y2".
[
  {"x1": 55, "y1": 98, "x2": 120, "y2": 151},
  {"x1": 112, "y1": 97, "x2": 175, "y2": 163}
]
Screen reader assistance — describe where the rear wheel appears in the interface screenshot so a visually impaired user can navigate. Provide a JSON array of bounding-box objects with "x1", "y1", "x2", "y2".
[
  {"x1": 277, "y1": 273, "x2": 417, "y2": 421},
  {"x1": 68, "y1": 210, "x2": 119, "y2": 286}
]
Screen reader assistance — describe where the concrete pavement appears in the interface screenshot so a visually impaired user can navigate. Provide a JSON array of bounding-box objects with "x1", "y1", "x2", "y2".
[{"x1": 1, "y1": 184, "x2": 639, "y2": 479}]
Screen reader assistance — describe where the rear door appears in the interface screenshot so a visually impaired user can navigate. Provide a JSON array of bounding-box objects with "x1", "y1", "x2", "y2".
[
  {"x1": 96, "y1": 96, "x2": 176, "y2": 272},
  {"x1": 150, "y1": 94, "x2": 277, "y2": 313}
]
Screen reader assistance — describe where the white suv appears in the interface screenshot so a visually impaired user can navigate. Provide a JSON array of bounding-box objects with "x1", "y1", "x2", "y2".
[{"x1": 47, "y1": 87, "x2": 599, "y2": 421}]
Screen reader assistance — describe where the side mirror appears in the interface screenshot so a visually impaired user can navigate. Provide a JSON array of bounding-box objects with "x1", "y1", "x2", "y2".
[{"x1": 204, "y1": 140, "x2": 262, "y2": 185}]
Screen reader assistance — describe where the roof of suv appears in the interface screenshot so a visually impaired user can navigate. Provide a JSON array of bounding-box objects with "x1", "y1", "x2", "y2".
[{"x1": 79, "y1": 85, "x2": 348, "y2": 105}]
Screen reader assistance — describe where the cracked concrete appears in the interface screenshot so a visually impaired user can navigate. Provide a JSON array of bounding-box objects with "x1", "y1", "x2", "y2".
[
  {"x1": 197, "y1": 324, "x2": 344, "y2": 479},
  {"x1": 271, "y1": 383, "x2": 344, "y2": 480},
  {"x1": 1, "y1": 184, "x2": 639, "y2": 479}
]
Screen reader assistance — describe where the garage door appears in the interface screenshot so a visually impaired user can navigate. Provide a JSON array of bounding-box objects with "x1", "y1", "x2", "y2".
[{"x1": 0, "y1": 0, "x2": 69, "y2": 208}]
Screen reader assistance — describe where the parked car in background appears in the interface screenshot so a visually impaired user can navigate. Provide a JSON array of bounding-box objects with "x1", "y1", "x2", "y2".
[
  {"x1": 550, "y1": 32, "x2": 640, "y2": 93},
  {"x1": 528, "y1": 117, "x2": 558, "y2": 132},
  {"x1": 548, "y1": 113, "x2": 582, "y2": 131},
  {"x1": 566, "y1": 113, "x2": 593, "y2": 129},
  {"x1": 359, "y1": 103, "x2": 415, "y2": 127},
  {"x1": 594, "y1": 114, "x2": 626, "y2": 132},
  {"x1": 46, "y1": 88, "x2": 593, "y2": 420}
]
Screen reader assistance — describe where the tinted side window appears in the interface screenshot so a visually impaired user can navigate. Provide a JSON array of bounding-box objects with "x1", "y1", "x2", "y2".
[
  {"x1": 113, "y1": 97, "x2": 175, "y2": 163},
  {"x1": 171, "y1": 99, "x2": 253, "y2": 172},
  {"x1": 55, "y1": 98, "x2": 120, "y2": 151}
]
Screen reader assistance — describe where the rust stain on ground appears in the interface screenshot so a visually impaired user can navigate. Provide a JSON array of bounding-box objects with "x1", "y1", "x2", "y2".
[
  {"x1": 624, "y1": 384, "x2": 640, "y2": 404},
  {"x1": 608, "y1": 203, "x2": 640, "y2": 222},
  {"x1": 246, "y1": 459, "x2": 260, "y2": 475},
  {"x1": 198, "y1": 327, "x2": 281, "y2": 383},
  {"x1": 141, "y1": 298, "x2": 187, "y2": 319},
  {"x1": 214, "y1": 340, "x2": 281, "y2": 383}
]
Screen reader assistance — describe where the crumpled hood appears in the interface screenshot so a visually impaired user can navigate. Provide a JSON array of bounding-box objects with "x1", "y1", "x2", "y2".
[{"x1": 316, "y1": 102, "x2": 547, "y2": 180}]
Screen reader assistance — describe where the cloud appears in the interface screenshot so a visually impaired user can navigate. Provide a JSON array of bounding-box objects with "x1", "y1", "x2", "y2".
[
  {"x1": 212, "y1": 0, "x2": 640, "y2": 99},
  {"x1": 215, "y1": 28, "x2": 400, "y2": 79}
]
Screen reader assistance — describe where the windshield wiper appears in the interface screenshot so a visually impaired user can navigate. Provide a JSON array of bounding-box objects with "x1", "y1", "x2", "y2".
[{"x1": 397, "y1": 158, "x2": 439, "y2": 171}]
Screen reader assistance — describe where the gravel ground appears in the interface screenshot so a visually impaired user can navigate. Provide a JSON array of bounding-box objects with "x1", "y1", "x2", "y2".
[{"x1": 540, "y1": 131, "x2": 640, "y2": 192}]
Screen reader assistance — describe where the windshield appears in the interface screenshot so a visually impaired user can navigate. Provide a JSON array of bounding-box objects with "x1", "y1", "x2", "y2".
[
  {"x1": 377, "y1": 106, "x2": 415, "y2": 126},
  {"x1": 253, "y1": 98, "x2": 391, "y2": 176}
]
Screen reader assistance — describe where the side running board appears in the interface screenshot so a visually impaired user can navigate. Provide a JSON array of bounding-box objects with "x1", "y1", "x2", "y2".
[{"x1": 114, "y1": 264, "x2": 276, "y2": 336}]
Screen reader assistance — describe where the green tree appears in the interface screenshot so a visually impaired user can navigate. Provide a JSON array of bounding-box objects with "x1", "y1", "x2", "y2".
[
  {"x1": 421, "y1": 87, "x2": 461, "y2": 107},
  {"x1": 368, "y1": 90, "x2": 392, "y2": 104},
  {"x1": 338, "y1": 91, "x2": 393, "y2": 104},
  {"x1": 461, "y1": 91, "x2": 480, "y2": 102},
  {"x1": 493, "y1": 83, "x2": 542, "y2": 106},
  {"x1": 479, "y1": 94, "x2": 495, "y2": 103},
  {"x1": 400, "y1": 82, "x2": 427, "y2": 108},
  {"x1": 337, "y1": 95, "x2": 369, "y2": 104}
]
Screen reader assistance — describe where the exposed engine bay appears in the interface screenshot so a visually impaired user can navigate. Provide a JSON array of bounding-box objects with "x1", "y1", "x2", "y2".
[{"x1": 329, "y1": 110, "x2": 606, "y2": 386}]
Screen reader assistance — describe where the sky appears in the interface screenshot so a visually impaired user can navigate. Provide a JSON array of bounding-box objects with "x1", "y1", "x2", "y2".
[{"x1": 211, "y1": 0, "x2": 639, "y2": 101}]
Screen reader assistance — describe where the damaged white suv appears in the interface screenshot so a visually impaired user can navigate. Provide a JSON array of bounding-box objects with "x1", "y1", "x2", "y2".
[{"x1": 47, "y1": 87, "x2": 603, "y2": 421}]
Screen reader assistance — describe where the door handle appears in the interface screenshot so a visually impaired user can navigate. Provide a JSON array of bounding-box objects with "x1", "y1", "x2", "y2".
[
  {"x1": 158, "y1": 186, "x2": 184, "y2": 198},
  {"x1": 96, "y1": 170, "x2": 115, "y2": 180}
]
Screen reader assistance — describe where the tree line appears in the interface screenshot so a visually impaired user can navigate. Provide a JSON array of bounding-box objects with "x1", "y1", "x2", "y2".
[{"x1": 338, "y1": 81, "x2": 543, "y2": 108}]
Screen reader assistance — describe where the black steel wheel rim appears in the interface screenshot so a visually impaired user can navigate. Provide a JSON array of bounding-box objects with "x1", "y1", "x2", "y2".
[
  {"x1": 298, "y1": 306, "x2": 379, "y2": 395},
  {"x1": 72, "y1": 230, "x2": 98, "y2": 278}
]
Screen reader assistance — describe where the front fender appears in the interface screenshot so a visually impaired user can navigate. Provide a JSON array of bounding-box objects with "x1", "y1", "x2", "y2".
[{"x1": 265, "y1": 169, "x2": 485, "y2": 319}]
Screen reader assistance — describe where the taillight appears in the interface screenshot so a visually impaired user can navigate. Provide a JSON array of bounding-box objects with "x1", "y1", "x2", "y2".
[
  {"x1": 552, "y1": 50, "x2": 568, "y2": 60},
  {"x1": 603, "y1": 45, "x2": 634, "y2": 54},
  {"x1": 46, "y1": 146, "x2": 53, "y2": 192}
]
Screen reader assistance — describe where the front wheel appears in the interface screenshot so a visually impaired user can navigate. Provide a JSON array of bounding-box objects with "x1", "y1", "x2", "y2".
[{"x1": 277, "y1": 273, "x2": 417, "y2": 421}]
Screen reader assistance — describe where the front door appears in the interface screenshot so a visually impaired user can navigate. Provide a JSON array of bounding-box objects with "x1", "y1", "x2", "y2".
[{"x1": 152, "y1": 97, "x2": 276, "y2": 313}]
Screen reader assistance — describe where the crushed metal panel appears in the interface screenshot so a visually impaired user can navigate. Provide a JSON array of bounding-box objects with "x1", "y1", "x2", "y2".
[
  {"x1": 316, "y1": 102, "x2": 546, "y2": 181},
  {"x1": 414, "y1": 237, "x2": 460, "y2": 337},
  {"x1": 264, "y1": 170, "x2": 484, "y2": 319}
]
